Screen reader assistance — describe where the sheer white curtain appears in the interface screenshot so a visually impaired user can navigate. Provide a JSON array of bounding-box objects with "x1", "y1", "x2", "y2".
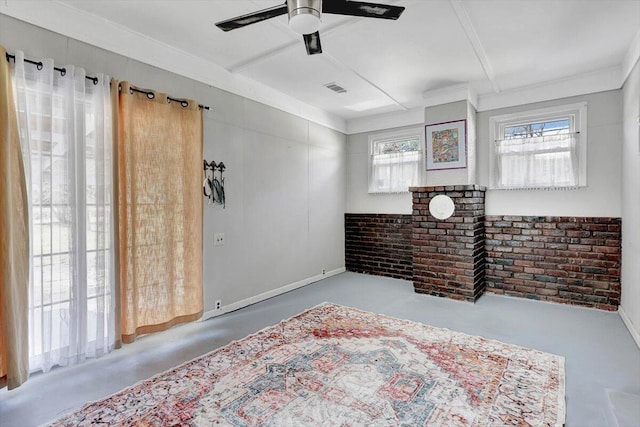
[
  {"x1": 11, "y1": 51, "x2": 115, "y2": 373},
  {"x1": 369, "y1": 151, "x2": 420, "y2": 193},
  {"x1": 494, "y1": 133, "x2": 579, "y2": 190}
]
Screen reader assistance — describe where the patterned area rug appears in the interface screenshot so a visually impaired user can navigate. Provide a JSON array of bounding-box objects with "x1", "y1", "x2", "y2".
[{"x1": 49, "y1": 303, "x2": 565, "y2": 426}]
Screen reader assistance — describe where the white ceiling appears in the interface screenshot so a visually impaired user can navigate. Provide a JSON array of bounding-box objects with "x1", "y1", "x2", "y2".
[{"x1": 2, "y1": 0, "x2": 639, "y2": 128}]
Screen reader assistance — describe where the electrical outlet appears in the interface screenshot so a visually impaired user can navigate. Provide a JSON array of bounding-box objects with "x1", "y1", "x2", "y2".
[
  {"x1": 215, "y1": 300, "x2": 222, "y2": 310},
  {"x1": 214, "y1": 233, "x2": 225, "y2": 246}
]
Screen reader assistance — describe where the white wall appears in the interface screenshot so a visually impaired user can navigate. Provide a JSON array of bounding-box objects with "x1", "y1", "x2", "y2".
[
  {"x1": 347, "y1": 91, "x2": 623, "y2": 217},
  {"x1": 204, "y1": 105, "x2": 346, "y2": 310},
  {"x1": 621, "y1": 60, "x2": 640, "y2": 344},
  {"x1": 424, "y1": 100, "x2": 477, "y2": 187},
  {"x1": 0, "y1": 16, "x2": 347, "y2": 313},
  {"x1": 346, "y1": 124, "x2": 418, "y2": 214},
  {"x1": 478, "y1": 91, "x2": 623, "y2": 217},
  {"x1": 346, "y1": 100, "x2": 478, "y2": 214}
]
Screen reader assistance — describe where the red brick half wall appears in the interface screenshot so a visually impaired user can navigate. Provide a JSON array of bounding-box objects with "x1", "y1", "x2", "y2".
[
  {"x1": 345, "y1": 214, "x2": 413, "y2": 280},
  {"x1": 485, "y1": 216, "x2": 621, "y2": 311}
]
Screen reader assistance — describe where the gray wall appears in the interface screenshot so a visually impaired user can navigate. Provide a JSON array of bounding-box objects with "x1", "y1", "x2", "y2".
[
  {"x1": 204, "y1": 109, "x2": 346, "y2": 310},
  {"x1": 477, "y1": 91, "x2": 623, "y2": 217},
  {"x1": 0, "y1": 15, "x2": 347, "y2": 313},
  {"x1": 424, "y1": 100, "x2": 477, "y2": 186},
  {"x1": 346, "y1": 124, "x2": 418, "y2": 214},
  {"x1": 347, "y1": 91, "x2": 623, "y2": 218},
  {"x1": 621, "y1": 60, "x2": 640, "y2": 340}
]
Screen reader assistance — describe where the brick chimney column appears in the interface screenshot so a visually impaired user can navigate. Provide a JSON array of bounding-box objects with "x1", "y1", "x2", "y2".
[{"x1": 410, "y1": 185, "x2": 486, "y2": 302}]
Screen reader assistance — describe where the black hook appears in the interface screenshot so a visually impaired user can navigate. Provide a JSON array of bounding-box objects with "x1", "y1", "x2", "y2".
[{"x1": 204, "y1": 159, "x2": 226, "y2": 208}]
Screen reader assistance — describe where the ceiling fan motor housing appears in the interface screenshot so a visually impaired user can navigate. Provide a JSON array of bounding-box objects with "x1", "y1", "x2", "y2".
[{"x1": 288, "y1": 0, "x2": 323, "y2": 34}]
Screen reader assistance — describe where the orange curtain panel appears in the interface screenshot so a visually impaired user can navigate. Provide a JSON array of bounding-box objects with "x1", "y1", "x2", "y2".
[
  {"x1": 117, "y1": 82, "x2": 203, "y2": 344},
  {"x1": 0, "y1": 45, "x2": 29, "y2": 389}
]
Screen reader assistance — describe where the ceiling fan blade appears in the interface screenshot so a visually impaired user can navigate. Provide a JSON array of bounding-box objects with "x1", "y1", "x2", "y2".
[
  {"x1": 303, "y1": 31, "x2": 323, "y2": 55},
  {"x1": 215, "y1": 3, "x2": 288, "y2": 32},
  {"x1": 323, "y1": 1, "x2": 405, "y2": 20}
]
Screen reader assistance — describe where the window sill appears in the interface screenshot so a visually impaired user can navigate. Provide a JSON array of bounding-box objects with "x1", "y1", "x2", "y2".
[
  {"x1": 367, "y1": 190, "x2": 412, "y2": 195},
  {"x1": 489, "y1": 185, "x2": 586, "y2": 191}
]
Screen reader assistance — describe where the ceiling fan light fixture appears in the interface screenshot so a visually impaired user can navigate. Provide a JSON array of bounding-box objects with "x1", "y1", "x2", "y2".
[
  {"x1": 288, "y1": 0, "x2": 322, "y2": 35},
  {"x1": 216, "y1": 0, "x2": 405, "y2": 56},
  {"x1": 289, "y1": 9, "x2": 321, "y2": 34}
]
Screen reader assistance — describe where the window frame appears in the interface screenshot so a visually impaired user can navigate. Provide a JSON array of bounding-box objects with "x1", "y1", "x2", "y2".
[
  {"x1": 367, "y1": 127, "x2": 425, "y2": 194},
  {"x1": 489, "y1": 102, "x2": 588, "y2": 190}
]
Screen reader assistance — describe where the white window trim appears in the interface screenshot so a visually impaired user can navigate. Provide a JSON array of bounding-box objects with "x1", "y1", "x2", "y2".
[
  {"x1": 489, "y1": 102, "x2": 587, "y2": 190},
  {"x1": 367, "y1": 127, "x2": 425, "y2": 194}
]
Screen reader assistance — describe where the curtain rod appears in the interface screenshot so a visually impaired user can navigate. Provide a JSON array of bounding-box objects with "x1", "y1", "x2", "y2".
[
  {"x1": 494, "y1": 131, "x2": 580, "y2": 142},
  {"x1": 124, "y1": 85, "x2": 210, "y2": 111},
  {"x1": 5, "y1": 52, "x2": 211, "y2": 111},
  {"x1": 5, "y1": 52, "x2": 99, "y2": 85}
]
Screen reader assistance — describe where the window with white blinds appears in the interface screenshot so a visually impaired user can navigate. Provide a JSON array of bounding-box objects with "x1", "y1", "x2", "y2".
[
  {"x1": 368, "y1": 129, "x2": 423, "y2": 193},
  {"x1": 490, "y1": 103, "x2": 587, "y2": 190}
]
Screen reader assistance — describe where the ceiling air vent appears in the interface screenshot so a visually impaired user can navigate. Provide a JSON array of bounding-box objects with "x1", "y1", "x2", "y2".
[{"x1": 324, "y1": 82, "x2": 347, "y2": 94}]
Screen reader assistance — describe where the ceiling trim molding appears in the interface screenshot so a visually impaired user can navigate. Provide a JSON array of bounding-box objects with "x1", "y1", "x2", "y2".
[
  {"x1": 346, "y1": 107, "x2": 424, "y2": 135},
  {"x1": 477, "y1": 65, "x2": 622, "y2": 112},
  {"x1": 349, "y1": 64, "x2": 623, "y2": 133},
  {"x1": 0, "y1": 0, "x2": 347, "y2": 133},
  {"x1": 449, "y1": 0, "x2": 500, "y2": 94},
  {"x1": 422, "y1": 83, "x2": 478, "y2": 110},
  {"x1": 622, "y1": 29, "x2": 640, "y2": 86}
]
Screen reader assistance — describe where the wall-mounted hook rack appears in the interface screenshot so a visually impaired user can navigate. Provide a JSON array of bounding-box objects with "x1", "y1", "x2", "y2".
[
  {"x1": 204, "y1": 160, "x2": 226, "y2": 172},
  {"x1": 203, "y1": 159, "x2": 226, "y2": 208}
]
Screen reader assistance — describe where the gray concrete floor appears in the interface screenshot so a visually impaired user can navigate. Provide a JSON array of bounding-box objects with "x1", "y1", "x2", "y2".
[{"x1": 1, "y1": 272, "x2": 639, "y2": 426}]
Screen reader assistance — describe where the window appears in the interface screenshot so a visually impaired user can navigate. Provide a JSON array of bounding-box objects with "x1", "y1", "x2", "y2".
[
  {"x1": 489, "y1": 102, "x2": 587, "y2": 190},
  {"x1": 368, "y1": 129, "x2": 423, "y2": 193}
]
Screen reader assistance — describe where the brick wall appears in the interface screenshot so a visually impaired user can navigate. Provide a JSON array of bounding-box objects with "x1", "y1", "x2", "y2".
[
  {"x1": 344, "y1": 212, "x2": 622, "y2": 311},
  {"x1": 485, "y1": 216, "x2": 621, "y2": 311},
  {"x1": 411, "y1": 186, "x2": 486, "y2": 302},
  {"x1": 345, "y1": 214, "x2": 413, "y2": 280}
]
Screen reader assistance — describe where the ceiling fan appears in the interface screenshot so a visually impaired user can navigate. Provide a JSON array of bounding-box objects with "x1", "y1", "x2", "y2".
[{"x1": 215, "y1": 0, "x2": 405, "y2": 55}]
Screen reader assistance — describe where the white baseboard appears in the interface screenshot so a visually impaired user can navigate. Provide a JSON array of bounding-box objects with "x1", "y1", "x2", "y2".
[
  {"x1": 619, "y1": 306, "x2": 640, "y2": 349},
  {"x1": 200, "y1": 267, "x2": 346, "y2": 321}
]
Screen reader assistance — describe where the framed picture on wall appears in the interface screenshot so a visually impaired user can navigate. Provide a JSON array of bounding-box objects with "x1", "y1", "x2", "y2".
[{"x1": 425, "y1": 120, "x2": 467, "y2": 170}]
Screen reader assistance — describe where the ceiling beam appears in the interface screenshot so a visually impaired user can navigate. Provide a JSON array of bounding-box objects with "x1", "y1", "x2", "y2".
[
  {"x1": 224, "y1": 0, "x2": 305, "y2": 72},
  {"x1": 228, "y1": 0, "x2": 410, "y2": 112},
  {"x1": 323, "y1": 52, "x2": 409, "y2": 111},
  {"x1": 622, "y1": 28, "x2": 640, "y2": 86},
  {"x1": 228, "y1": 19, "x2": 367, "y2": 73},
  {"x1": 227, "y1": 16, "x2": 361, "y2": 73},
  {"x1": 422, "y1": 83, "x2": 478, "y2": 110},
  {"x1": 449, "y1": 0, "x2": 501, "y2": 94}
]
